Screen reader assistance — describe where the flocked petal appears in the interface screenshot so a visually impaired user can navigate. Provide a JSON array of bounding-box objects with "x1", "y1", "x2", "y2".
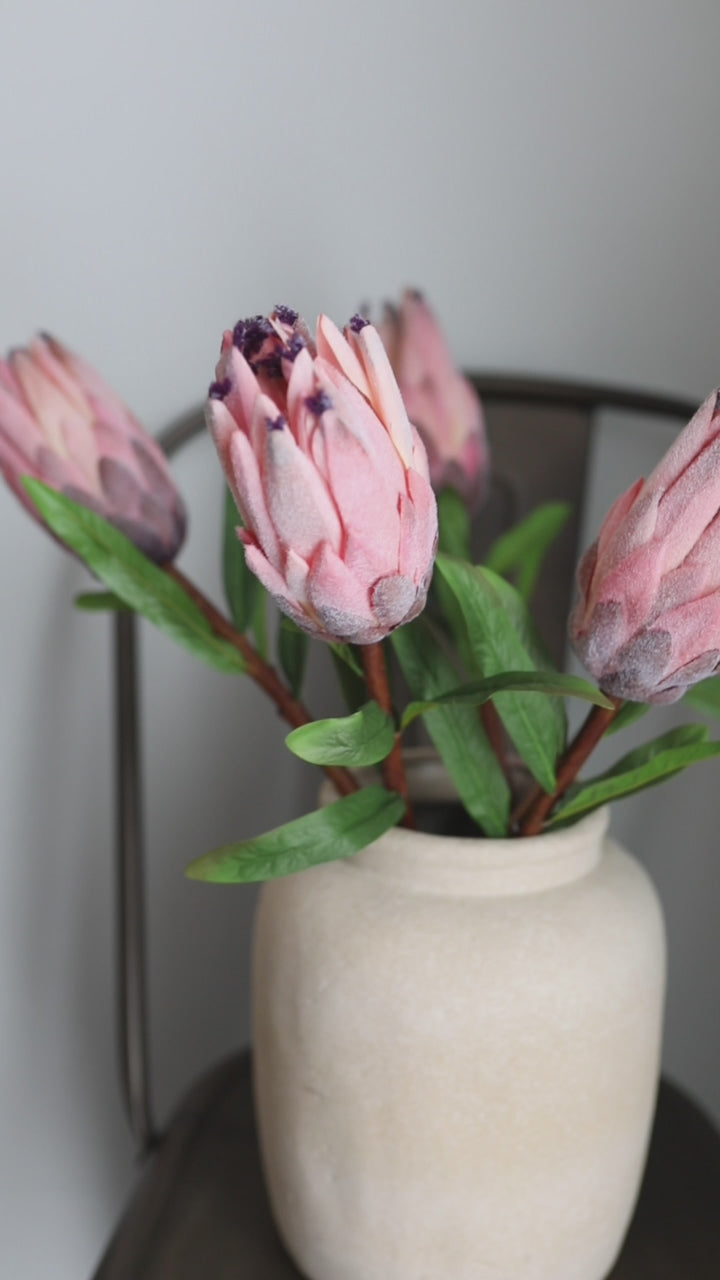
[
  {"x1": 370, "y1": 573, "x2": 419, "y2": 628},
  {"x1": 349, "y1": 322, "x2": 414, "y2": 466},
  {"x1": 262, "y1": 416, "x2": 343, "y2": 558},
  {"x1": 244, "y1": 541, "x2": 317, "y2": 633},
  {"x1": 316, "y1": 314, "x2": 372, "y2": 401},
  {"x1": 319, "y1": 417, "x2": 401, "y2": 579},
  {"x1": 228, "y1": 429, "x2": 281, "y2": 569},
  {"x1": 314, "y1": 358, "x2": 407, "y2": 487},
  {"x1": 306, "y1": 541, "x2": 379, "y2": 642},
  {"x1": 644, "y1": 390, "x2": 720, "y2": 495},
  {"x1": 10, "y1": 350, "x2": 78, "y2": 454}
]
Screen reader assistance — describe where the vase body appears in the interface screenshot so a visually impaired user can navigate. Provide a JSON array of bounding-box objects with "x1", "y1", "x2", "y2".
[{"x1": 252, "y1": 766, "x2": 666, "y2": 1280}]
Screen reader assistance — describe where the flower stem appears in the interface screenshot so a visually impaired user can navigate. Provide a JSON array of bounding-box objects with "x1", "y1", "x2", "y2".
[
  {"x1": 166, "y1": 565, "x2": 358, "y2": 799},
  {"x1": 361, "y1": 641, "x2": 415, "y2": 828},
  {"x1": 513, "y1": 695, "x2": 623, "y2": 836},
  {"x1": 480, "y1": 700, "x2": 506, "y2": 772}
]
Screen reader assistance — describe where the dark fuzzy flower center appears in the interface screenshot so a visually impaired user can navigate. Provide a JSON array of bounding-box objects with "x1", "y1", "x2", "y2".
[
  {"x1": 305, "y1": 391, "x2": 333, "y2": 416},
  {"x1": 273, "y1": 304, "x2": 299, "y2": 326}
]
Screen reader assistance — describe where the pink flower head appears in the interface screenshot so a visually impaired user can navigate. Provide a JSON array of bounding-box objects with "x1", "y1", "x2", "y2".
[
  {"x1": 206, "y1": 307, "x2": 438, "y2": 644},
  {"x1": 0, "y1": 334, "x2": 186, "y2": 562},
  {"x1": 570, "y1": 390, "x2": 720, "y2": 703},
  {"x1": 377, "y1": 289, "x2": 489, "y2": 506}
]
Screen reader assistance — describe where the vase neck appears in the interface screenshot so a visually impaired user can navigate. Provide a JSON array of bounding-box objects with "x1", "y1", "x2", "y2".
[{"x1": 347, "y1": 806, "x2": 609, "y2": 899}]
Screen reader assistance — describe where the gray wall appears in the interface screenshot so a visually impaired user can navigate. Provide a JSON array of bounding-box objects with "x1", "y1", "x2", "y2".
[{"x1": 1, "y1": 3, "x2": 720, "y2": 1276}]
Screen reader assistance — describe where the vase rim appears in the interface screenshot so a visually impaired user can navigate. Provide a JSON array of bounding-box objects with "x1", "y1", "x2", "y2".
[
  {"x1": 348, "y1": 805, "x2": 609, "y2": 898},
  {"x1": 322, "y1": 751, "x2": 611, "y2": 897}
]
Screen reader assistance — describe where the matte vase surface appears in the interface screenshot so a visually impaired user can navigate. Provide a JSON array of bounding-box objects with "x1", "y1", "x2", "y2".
[{"x1": 252, "y1": 758, "x2": 666, "y2": 1280}]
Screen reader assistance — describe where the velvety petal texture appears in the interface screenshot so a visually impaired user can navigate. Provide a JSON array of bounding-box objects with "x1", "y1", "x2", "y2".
[
  {"x1": 0, "y1": 334, "x2": 186, "y2": 562},
  {"x1": 206, "y1": 308, "x2": 438, "y2": 644},
  {"x1": 377, "y1": 289, "x2": 489, "y2": 506},
  {"x1": 570, "y1": 390, "x2": 720, "y2": 703}
]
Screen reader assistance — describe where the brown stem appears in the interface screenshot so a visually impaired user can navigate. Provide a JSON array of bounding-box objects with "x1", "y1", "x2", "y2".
[
  {"x1": 481, "y1": 700, "x2": 506, "y2": 773},
  {"x1": 165, "y1": 565, "x2": 358, "y2": 799},
  {"x1": 361, "y1": 641, "x2": 415, "y2": 828},
  {"x1": 513, "y1": 695, "x2": 624, "y2": 836}
]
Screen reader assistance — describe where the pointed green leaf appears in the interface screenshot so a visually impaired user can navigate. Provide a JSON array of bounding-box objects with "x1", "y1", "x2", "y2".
[
  {"x1": 451, "y1": 557, "x2": 567, "y2": 748},
  {"x1": 250, "y1": 581, "x2": 269, "y2": 659},
  {"x1": 222, "y1": 486, "x2": 259, "y2": 633},
  {"x1": 392, "y1": 617, "x2": 510, "y2": 836},
  {"x1": 684, "y1": 675, "x2": 720, "y2": 719},
  {"x1": 437, "y1": 488, "x2": 471, "y2": 560},
  {"x1": 25, "y1": 479, "x2": 247, "y2": 675},
  {"x1": 549, "y1": 725, "x2": 720, "y2": 825},
  {"x1": 286, "y1": 701, "x2": 396, "y2": 767},
  {"x1": 329, "y1": 642, "x2": 364, "y2": 677},
  {"x1": 605, "y1": 699, "x2": 650, "y2": 735},
  {"x1": 278, "y1": 617, "x2": 310, "y2": 698},
  {"x1": 484, "y1": 502, "x2": 572, "y2": 601},
  {"x1": 74, "y1": 590, "x2": 131, "y2": 612},
  {"x1": 401, "y1": 670, "x2": 613, "y2": 730},
  {"x1": 435, "y1": 555, "x2": 564, "y2": 791},
  {"x1": 185, "y1": 785, "x2": 406, "y2": 883},
  {"x1": 330, "y1": 645, "x2": 367, "y2": 712}
]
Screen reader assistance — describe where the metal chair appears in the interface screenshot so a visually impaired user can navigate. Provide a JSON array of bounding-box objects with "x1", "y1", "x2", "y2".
[{"x1": 94, "y1": 374, "x2": 720, "y2": 1279}]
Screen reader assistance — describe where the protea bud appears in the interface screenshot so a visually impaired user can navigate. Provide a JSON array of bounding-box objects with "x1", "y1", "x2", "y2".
[
  {"x1": 0, "y1": 334, "x2": 186, "y2": 562},
  {"x1": 206, "y1": 307, "x2": 438, "y2": 644},
  {"x1": 570, "y1": 390, "x2": 720, "y2": 703},
  {"x1": 377, "y1": 289, "x2": 489, "y2": 506}
]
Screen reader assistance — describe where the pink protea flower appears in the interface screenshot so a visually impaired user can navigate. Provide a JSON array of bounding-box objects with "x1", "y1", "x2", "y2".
[
  {"x1": 206, "y1": 306, "x2": 438, "y2": 644},
  {"x1": 0, "y1": 334, "x2": 186, "y2": 562},
  {"x1": 570, "y1": 390, "x2": 720, "y2": 703},
  {"x1": 377, "y1": 289, "x2": 489, "y2": 506}
]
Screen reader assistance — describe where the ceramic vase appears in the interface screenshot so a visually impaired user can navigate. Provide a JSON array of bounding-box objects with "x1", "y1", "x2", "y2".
[{"x1": 252, "y1": 757, "x2": 666, "y2": 1280}]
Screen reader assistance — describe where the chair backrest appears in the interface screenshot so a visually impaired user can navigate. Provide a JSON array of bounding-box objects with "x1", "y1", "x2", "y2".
[{"x1": 115, "y1": 375, "x2": 698, "y2": 1153}]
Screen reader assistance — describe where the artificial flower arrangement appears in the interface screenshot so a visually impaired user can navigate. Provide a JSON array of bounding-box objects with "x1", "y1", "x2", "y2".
[{"x1": 2, "y1": 293, "x2": 720, "y2": 880}]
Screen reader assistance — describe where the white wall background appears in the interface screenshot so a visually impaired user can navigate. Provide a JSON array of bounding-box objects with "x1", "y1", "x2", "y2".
[{"x1": 1, "y1": 2, "x2": 720, "y2": 1276}]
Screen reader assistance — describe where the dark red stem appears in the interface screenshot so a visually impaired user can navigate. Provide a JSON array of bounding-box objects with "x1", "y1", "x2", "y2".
[
  {"x1": 166, "y1": 565, "x2": 358, "y2": 799},
  {"x1": 514, "y1": 695, "x2": 623, "y2": 836},
  {"x1": 361, "y1": 641, "x2": 415, "y2": 828}
]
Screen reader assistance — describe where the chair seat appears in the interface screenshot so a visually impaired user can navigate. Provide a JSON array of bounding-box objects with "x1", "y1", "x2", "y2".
[{"x1": 93, "y1": 1051, "x2": 720, "y2": 1279}]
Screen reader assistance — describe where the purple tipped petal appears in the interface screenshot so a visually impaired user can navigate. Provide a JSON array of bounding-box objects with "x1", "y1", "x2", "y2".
[{"x1": 206, "y1": 307, "x2": 438, "y2": 644}]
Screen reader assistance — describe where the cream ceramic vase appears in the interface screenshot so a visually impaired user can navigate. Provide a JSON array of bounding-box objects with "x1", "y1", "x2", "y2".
[{"x1": 252, "y1": 758, "x2": 666, "y2": 1280}]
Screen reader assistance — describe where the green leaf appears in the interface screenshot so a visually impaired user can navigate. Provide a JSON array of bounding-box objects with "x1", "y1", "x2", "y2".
[
  {"x1": 278, "y1": 617, "x2": 309, "y2": 698},
  {"x1": 437, "y1": 488, "x2": 471, "y2": 560},
  {"x1": 435, "y1": 556, "x2": 564, "y2": 792},
  {"x1": 330, "y1": 646, "x2": 367, "y2": 712},
  {"x1": 605, "y1": 699, "x2": 650, "y2": 735},
  {"x1": 484, "y1": 502, "x2": 572, "y2": 601},
  {"x1": 185, "y1": 785, "x2": 406, "y2": 883},
  {"x1": 401, "y1": 670, "x2": 613, "y2": 730},
  {"x1": 392, "y1": 617, "x2": 511, "y2": 836},
  {"x1": 286, "y1": 701, "x2": 396, "y2": 767},
  {"x1": 549, "y1": 725, "x2": 720, "y2": 825},
  {"x1": 329, "y1": 642, "x2": 364, "y2": 677},
  {"x1": 222, "y1": 486, "x2": 259, "y2": 633},
  {"x1": 451, "y1": 558, "x2": 567, "y2": 746},
  {"x1": 684, "y1": 675, "x2": 720, "y2": 719},
  {"x1": 74, "y1": 590, "x2": 131, "y2": 612},
  {"x1": 250, "y1": 583, "x2": 269, "y2": 659},
  {"x1": 25, "y1": 479, "x2": 246, "y2": 675}
]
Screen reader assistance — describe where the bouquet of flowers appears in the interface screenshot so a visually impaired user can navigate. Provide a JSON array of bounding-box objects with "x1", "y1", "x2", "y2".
[{"x1": 2, "y1": 292, "x2": 720, "y2": 884}]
